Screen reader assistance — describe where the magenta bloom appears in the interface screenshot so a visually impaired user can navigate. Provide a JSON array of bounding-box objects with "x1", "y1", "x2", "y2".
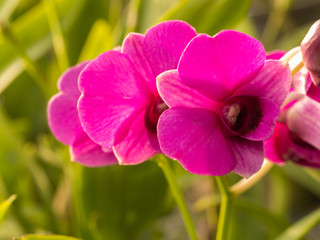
[
  {"x1": 157, "y1": 31, "x2": 291, "y2": 177},
  {"x1": 78, "y1": 21, "x2": 197, "y2": 164},
  {"x1": 47, "y1": 61, "x2": 117, "y2": 166},
  {"x1": 265, "y1": 52, "x2": 320, "y2": 168}
]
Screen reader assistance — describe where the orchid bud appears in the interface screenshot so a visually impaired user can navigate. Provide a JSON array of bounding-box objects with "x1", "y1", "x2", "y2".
[{"x1": 301, "y1": 20, "x2": 320, "y2": 86}]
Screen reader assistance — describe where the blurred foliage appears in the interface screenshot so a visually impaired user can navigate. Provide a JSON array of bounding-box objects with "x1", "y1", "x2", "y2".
[{"x1": 0, "y1": 0, "x2": 320, "y2": 239}]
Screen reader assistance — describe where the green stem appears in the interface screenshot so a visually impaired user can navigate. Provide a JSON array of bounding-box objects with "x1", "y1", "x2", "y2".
[
  {"x1": 42, "y1": 0, "x2": 69, "y2": 72},
  {"x1": 215, "y1": 176, "x2": 232, "y2": 240},
  {"x1": 230, "y1": 160, "x2": 273, "y2": 197},
  {"x1": 155, "y1": 155, "x2": 199, "y2": 240}
]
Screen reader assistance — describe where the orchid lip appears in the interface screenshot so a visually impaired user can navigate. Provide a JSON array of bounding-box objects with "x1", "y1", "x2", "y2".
[{"x1": 220, "y1": 96, "x2": 262, "y2": 136}]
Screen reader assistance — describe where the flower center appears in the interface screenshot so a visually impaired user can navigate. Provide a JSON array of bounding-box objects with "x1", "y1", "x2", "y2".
[
  {"x1": 221, "y1": 103, "x2": 241, "y2": 127},
  {"x1": 220, "y1": 96, "x2": 262, "y2": 135},
  {"x1": 145, "y1": 96, "x2": 169, "y2": 132}
]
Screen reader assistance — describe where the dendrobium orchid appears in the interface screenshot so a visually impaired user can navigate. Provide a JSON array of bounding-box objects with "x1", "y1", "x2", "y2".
[
  {"x1": 265, "y1": 51, "x2": 320, "y2": 168},
  {"x1": 157, "y1": 30, "x2": 291, "y2": 177},
  {"x1": 47, "y1": 61, "x2": 117, "y2": 166},
  {"x1": 78, "y1": 20, "x2": 197, "y2": 164}
]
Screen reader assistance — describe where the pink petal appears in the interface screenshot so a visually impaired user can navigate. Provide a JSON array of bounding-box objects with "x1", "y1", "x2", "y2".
[
  {"x1": 78, "y1": 96, "x2": 143, "y2": 148},
  {"x1": 122, "y1": 33, "x2": 157, "y2": 93},
  {"x1": 158, "y1": 107, "x2": 236, "y2": 176},
  {"x1": 71, "y1": 132, "x2": 117, "y2": 167},
  {"x1": 48, "y1": 93, "x2": 81, "y2": 145},
  {"x1": 58, "y1": 61, "x2": 90, "y2": 97},
  {"x1": 48, "y1": 61, "x2": 90, "y2": 145},
  {"x1": 78, "y1": 50, "x2": 152, "y2": 147},
  {"x1": 264, "y1": 123, "x2": 287, "y2": 165},
  {"x1": 113, "y1": 110, "x2": 157, "y2": 165},
  {"x1": 144, "y1": 20, "x2": 197, "y2": 77},
  {"x1": 266, "y1": 50, "x2": 286, "y2": 60},
  {"x1": 234, "y1": 60, "x2": 291, "y2": 107},
  {"x1": 287, "y1": 96, "x2": 320, "y2": 150},
  {"x1": 292, "y1": 67, "x2": 312, "y2": 94},
  {"x1": 286, "y1": 133, "x2": 320, "y2": 168},
  {"x1": 178, "y1": 31, "x2": 265, "y2": 102},
  {"x1": 228, "y1": 137, "x2": 264, "y2": 178},
  {"x1": 156, "y1": 70, "x2": 218, "y2": 110},
  {"x1": 265, "y1": 123, "x2": 320, "y2": 167},
  {"x1": 78, "y1": 50, "x2": 151, "y2": 100},
  {"x1": 147, "y1": 130, "x2": 161, "y2": 152},
  {"x1": 48, "y1": 61, "x2": 116, "y2": 167},
  {"x1": 307, "y1": 83, "x2": 320, "y2": 103}
]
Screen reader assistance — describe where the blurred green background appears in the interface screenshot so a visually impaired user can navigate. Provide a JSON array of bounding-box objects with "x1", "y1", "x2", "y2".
[{"x1": 0, "y1": 0, "x2": 320, "y2": 239}]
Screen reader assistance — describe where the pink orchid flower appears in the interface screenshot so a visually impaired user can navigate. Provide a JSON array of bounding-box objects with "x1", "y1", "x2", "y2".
[
  {"x1": 47, "y1": 61, "x2": 117, "y2": 166},
  {"x1": 78, "y1": 20, "x2": 197, "y2": 164},
  {"x1": 157, "y1": 31, "x2": 291, "y2": 177},
  {"x1": 265, "y1": 51, "x2": 320, "y2": 168}
]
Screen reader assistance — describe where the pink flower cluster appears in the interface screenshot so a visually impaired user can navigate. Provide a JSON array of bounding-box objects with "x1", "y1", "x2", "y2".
[
  {"x1": 48, "y1": 20, "x2": 307, "y2": 178},
  {"x1": 265, "y1": 51, "x2": 320, "y2": 168}
]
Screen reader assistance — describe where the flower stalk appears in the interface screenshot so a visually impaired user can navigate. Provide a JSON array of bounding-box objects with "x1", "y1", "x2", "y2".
[
  {"x1": 229, "y1": 160, "x2": 274, "y2": 196},
  {"x1": 155, "y1": 155, "x2": 199, "y2": 240},
  {"x1": 215, "y1": 176, "x2": 232, "y2": 240}
]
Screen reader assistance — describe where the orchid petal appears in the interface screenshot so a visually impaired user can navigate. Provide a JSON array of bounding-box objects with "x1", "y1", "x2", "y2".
[
  {"x1": 292, "y1": 67, "x2": 312, "y2": 94},
  {"x1": 78, "y1": 50, "x2": 151, "y2": 147},
  {"x1": 158, "y1": 107, "x2": 236, "y2": 176},
  {"x1": 78, "y1": 96, "x2": 142, "y2": 148},
  {"x1": 79, "y1": 50, "x2": 151, "y2": 100},
  {"x1": 307, "y1": 83, "x2": 320, "y2": 103},
  {"x1": 178, "y1": 31, "x2": 265, "y2": 101},
  {"x1": 71, "y1": 132, "x2": 117, "y2": 167},
  {"x1": 264, "y1": 123, "x2": 288, "y2": 165},
  {"x1": 48, "y1": 93, "x2": 81, "y2": 145},
  {"x1": 113, "y1": 110, "x2": 157, "y2": 165},
  {"x1": 266, "y1": 50, "x2": 286, "y2": 60},
  {"x1": 156, "y1": 70, "x2": 217, "y2": 110},
  {"x1": 144, "y1": 20, "x2": 197, "y2": 77},
  {"x1": 122, "y1": 33, "x2": 156, "y2": 93},
  {"x1": 234, "y1": 60, "x2": 291, "y2": 107},
  {"x1": 229, "y1": 137, "x2": 264, "y2": 178},
  {"x1": 58, "y1": 61, "x2": 90, "y2": 97},
  {"x1": 287, "y1": 96, "x2": 320, "y2": 150}
]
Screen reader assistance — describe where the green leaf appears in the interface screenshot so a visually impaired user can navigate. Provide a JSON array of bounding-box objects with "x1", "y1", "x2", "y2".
[
  {"x1": 157, "y1": 0, "x2": 251, "y2": 35},
  {"x1": 275, "y1": 207, "x2": 320, "y2": 240},
  {"x1": 73, "y1": 161, "x2": 169, "y2": 240},
  {"x1": 0, "y1": 0, "x2": 87, "y2": 94},
  {"x1": 19, "y1": 234, "x2": 81, "y2": 240},
  {"x1": 196, "y1": 0, "x2": 252, "y2": 35},
  {"x1": 282, "y1": 163, "x2": 320, "y2": 197},
  {"x1": 0, "y1": 194, "x2": 16, "y2": 224},
  {"x1": 78, "y1": 19, "x2": 114, "y2": 62}
]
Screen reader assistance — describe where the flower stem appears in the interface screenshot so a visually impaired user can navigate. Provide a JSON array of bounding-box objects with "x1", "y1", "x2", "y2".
[
  {"x1": 215, "y1": 176, "x2": 232, "y2": 240},
  {"x1": 229, "y1": 160, "x2": 273, "y2": 196},
  {"x1": 155, "y1": 155, "x2": 199, "y2": 240}
]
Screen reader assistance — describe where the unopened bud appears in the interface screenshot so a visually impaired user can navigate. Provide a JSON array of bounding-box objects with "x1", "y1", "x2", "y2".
[{"x1": 301, "y1": 20, "x2": 320, "y2": 86}]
